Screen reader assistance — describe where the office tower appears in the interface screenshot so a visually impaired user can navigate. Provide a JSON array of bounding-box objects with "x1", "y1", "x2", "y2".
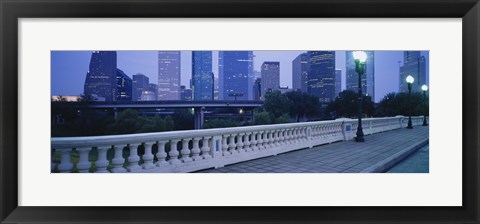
[
  {"x1": 278, "y1": 86, "x2": 291, "y2": 94},
  {"x1": 307, "y1": 51, "x2": 336, "y2": 103},
  {"x1": 261, "y1": 61, "x2": 280, "y2": 95},
  {"x1": 158, "y1": 51, "x2": 181, "y2": 100},
  {"x1": 192, "y1": 51, "x2": 213, "y2": 100},
  {"x1": 132, "y1": 73, "x2": 149, "y2": 101},
  {"x1": 399, "y1": 51, "x2": 427, "y2": 93},
  {"x1": 253, "y1": 78, "x2": 262, "y2": 101},
  {"x1": 84, "y1": 51, "x2": 117, "y2": 101},
  {"x1": 115, "y1": 69, "x2": 132, "y2": 101},
  {"x1": 346, "y1": 51, "x2": 375, "y2": 99},
  {"x1": 253, "y1": 70, "x2": 262, "y2": 79},
  {"x1": 292, "y1": 53, "x2": 308, "y2": 92},
  {"x1": 218, "y1": 51, "x2": 254, "y2": 100},
  {"x1": 140, "y1": 91, "x2": 156, "y2": 101},
  {"x1": 180, "y1": 85, "x2": 186, "y2": 100},
  {"x1": 214, "y1": 76, "x2": 219, "y2": 100},
  {"x1": 149, "y1": 83, "x2": 158, "y2": 101},
  {"x1": 335, "y1": 69, "x2": 342, "y2": 98},
  {"x1": 180, "y1": 85, "x2": 193, "y2": 101}
]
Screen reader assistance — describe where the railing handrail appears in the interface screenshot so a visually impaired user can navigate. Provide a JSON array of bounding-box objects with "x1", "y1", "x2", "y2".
[{"x1": 51, "y1": 116, "x2": 419, "y2": 148}]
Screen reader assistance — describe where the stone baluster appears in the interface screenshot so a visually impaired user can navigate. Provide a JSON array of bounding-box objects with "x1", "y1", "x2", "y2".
[
  {"x1": 236, "y1": 133, "x2": 245, "y2": 153},
  {"x1": 142, "y1": 142, "x2": 155, "y2": 169},
  {"x1": 313, "y1": 126, "x2": 318, "y2": 139},
  {"x1": 279, "y1": 129, "x2": 286, "y2": 145},
  {"x1": 111, "y1": 145, "x2": 127, "y2": 173},
  {"x1": 180, "y1": 139, "x2": 192, "y2": 163},
  {"x1": 321, "y1": 125, "x2": 327, "y2": 139},
  {"x1": 191, "y1": 138, "x2": 202, "y2": 161},
  {"x1": 250, "y1": 132, "x2": 258, "y2": 151},
  {"x1": 127, "y1": 143, "x2": 142, "y2": 172},
  {"x1": 95, "y1": 146, "x2": 110, "y2": 173},
  {"x1": 156, "y1": 141, "x2": 168, "y2": 166},
  {"x1": 228, "y1": 134, "x2": 237, "y2": 154},
  {"x1": 57, "y1": 148, "x2": 74, "y2": 173},
  {"x1": 221, "y1": 135, "x2": 229, "y2": 156},
  {"x1": 257, "y1": 132, "x2": 264, "y2": 150},
  {"x1": 273, "y1": 130, "x2": 280, "y2": 147},
  {"x1": 285, "y1": 129, "x2": 292, "y2": 144},
  {"x1": 293, "y1": 128, "x2": 300, "y2": 143},
  {"x1": 263, "y1": 131, "x2": 271, "y2": 149},
  {"x1": 268, "y1": 131, "x2": 275, "y2": 148},
  {"x1": 76, "y1": 147, "x2": 92, "y2": 173},
  {"x1": 201, "y1": 137, "x2": 212, "y2": 159},
  {"x1": 243, "y1": 132, "x2": 252, "y2": 152},
  {"x1": 169, "y1": 139, "x2": 181, "y2": 164}
]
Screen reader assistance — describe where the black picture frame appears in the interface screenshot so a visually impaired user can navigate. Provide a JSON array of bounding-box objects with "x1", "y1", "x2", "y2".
[{"x1": 1, "y1": 0, "x2": 479, "y2": 223}]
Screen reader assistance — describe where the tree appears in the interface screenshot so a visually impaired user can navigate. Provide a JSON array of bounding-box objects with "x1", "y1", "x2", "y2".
[
  {"x1": 171, "y1": 108, "x2": 194, "y2": 130},
  {"x1": 253, "y1": 111, "x2": 272, "y2": 125},
  {"x1": 263, "y1": 91, "x2": 292, "y2": 118},
  {"x1": 376, "y1": 92, "x2": 427, "y2": 117},
  {"x1": 326, "y1": 90, "x2": 375, "y2": 119},
  {"x1": 203, "y1": 119, "x2": 240, "y2": 129},
  {"x1": 274, "y1": 113, "x2": 291, "y2": 124}
]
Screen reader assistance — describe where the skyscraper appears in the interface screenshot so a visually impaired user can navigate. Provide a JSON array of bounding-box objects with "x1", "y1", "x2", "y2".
[
  {"x1": 84, "y1": 51, "x2": 117, "y2": 101},
  {"x1": 132, "y1": 73, "x2": 149, "y2": 101},
  {"x1": 292, "y1": 53, "x2": 308, "y2": 92},
  {"x1": 149, "y1": 83, "x2": 158, "y2": 101},
  {"x1": 218, "y1": 51, "x2": 254, "y2": 100},
  {"x1": 346, "y1": 51, "x2": 375, "y2": 100},
  {"x1": 116, "y1": 68, "x2": 132, "y2": 102},
  {"x1": 192, "y1": 51, "x2": 213, "y2": 100},
  {"x1": 307, "y1": 51, "x2": 336, "y2": 103},
  {"x1": 335, "y1": 69, "x2": 342, "y2": 98},
  {"x1": 261, "y1": 61, "x2": 280, "y2": 96},
  {"x1": 399, "y1": 51, "x2": 427, "y2": 93},
  {"x1": 158, "y1": 51, "x2": 181, "y2": 100},
  {"x1": 253, "y1": 78, "x2": 262, "y2": 101}
]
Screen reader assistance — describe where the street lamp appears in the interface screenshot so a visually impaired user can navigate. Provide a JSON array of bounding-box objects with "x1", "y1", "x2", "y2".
[
  {"x1": 421, "y1": 84, "x2": 428, "y2": 126},
  {"x1": 406, "y1": 75, "x2": 415, "y2": 129},
  {"x1": 353, "y1": 51, "x2": 367, "y2": 142}
]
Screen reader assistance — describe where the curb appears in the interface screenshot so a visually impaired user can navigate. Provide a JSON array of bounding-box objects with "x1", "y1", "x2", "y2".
[{"x1": 360, "y1": 137, "x2": 429, "y2": 173}]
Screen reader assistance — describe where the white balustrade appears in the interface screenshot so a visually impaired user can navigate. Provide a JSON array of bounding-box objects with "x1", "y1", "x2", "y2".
[
  {"x1": 57, "y1": 148, "x2": 74, "y2": 173},
  {"x1": 180, "y1": 139, "x2": 192, "y2": 163},
  {"x1": 127, "y1": 144, "x2": 142, "y2": 172},
  {"x1": 111, "y1": 145, "x2": 126, "y2": 173},
  {"x1": 236, "y1": 133, "x2": 245, "y2": 153},
  {"x1": 142, "y1": 142, "x2": 156, "y2": 169},
  {"x1": 169, "y1": 139, "x2": 181, "y2": 164},
  {"x1": 95, "y1": 146, "x2": 110, "y2": 173},
  {"x1": 76, "y1": 147, "x2": 92, "y2": 173},
  {"x1": 201, "y1": 137, "x2": 212, "y2": 159},
  {"x1": 191, "y1": 138, "x2": 202, "y2": 161},
  {"x1": 51, "y1": 116, "x2": 424, "y2": 173},
  {"x1": 155, "y1": 141, "x2": 168, "y2": 166}
]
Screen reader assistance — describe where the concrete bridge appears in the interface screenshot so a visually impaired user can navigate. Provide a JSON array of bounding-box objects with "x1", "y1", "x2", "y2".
[{"x1": 51, "y1": 116, "x2": 427, "y2": 173}]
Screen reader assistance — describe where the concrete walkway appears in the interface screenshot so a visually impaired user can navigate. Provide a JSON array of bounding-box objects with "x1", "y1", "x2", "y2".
[{"x1": 197, "y1": 126, "x2": 429, "y2": 173}]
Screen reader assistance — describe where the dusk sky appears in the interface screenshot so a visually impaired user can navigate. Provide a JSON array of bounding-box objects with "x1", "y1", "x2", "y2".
[{"x1": 51, "y1": 50, "x2": 429, "y2": 102}]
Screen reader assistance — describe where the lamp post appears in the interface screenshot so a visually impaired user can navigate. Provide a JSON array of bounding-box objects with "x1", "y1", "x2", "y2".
[
  {"x1": 352, "y1": 51, "x2": 367, "y2": 142},
  {"x1": 421, "y1": 84, "x2": 428, "y2": 126},
  {"x1": 406, "y1": 75, "x2": 414, "y2": 129}
]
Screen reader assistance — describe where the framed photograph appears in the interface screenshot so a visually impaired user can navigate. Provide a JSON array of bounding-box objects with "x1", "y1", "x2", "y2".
[{"x1": 1, "y1": 0, "x2": 479, "y2": 223}]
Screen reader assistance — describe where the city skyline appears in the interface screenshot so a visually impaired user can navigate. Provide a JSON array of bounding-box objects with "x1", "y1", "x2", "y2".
[{"x1": 51, "y1": 50, "x2": 429, "y2": 102}]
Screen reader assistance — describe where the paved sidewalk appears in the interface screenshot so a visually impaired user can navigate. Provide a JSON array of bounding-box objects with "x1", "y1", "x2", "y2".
[{"x1": 197, "y1": 126, "x2": 429, "y2": 173}]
